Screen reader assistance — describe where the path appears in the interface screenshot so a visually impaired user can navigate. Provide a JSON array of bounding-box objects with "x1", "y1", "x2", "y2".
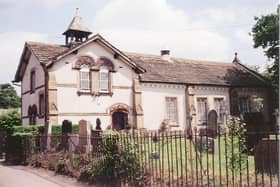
[{"x1": 0, "y1": 163, "x2": 89, "y2": 187}]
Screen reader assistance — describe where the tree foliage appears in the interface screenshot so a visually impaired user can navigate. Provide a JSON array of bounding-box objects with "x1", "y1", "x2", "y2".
[
  {"x1": 251, "y1": 6, "x2": 279, "y2": 107},
  {"x1": 0, "y1": 110, "x2": 21, "y2": 134},
  {"x1": 0, "y1": 83, "x2": 20, "y2": 109}
]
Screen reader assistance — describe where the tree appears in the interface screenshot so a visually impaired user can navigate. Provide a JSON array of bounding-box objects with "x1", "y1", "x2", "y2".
[
  {"x1": 0, "y1": 83, "x2": 20, "y2": 109},
  {"x1": 0, "y1": 110, "x2": 21, "y2": 134},
  {"x1": 251, "y1": 6, "x2": 279, "y2": 108}
]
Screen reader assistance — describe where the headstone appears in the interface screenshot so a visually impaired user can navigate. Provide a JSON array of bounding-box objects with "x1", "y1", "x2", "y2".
[
  {"x1": 78, "y1": 120, "x2": 92, "y2": 153},
  {"x1": 207, "y1": 110, "x2": 218, "y2": 137},
  {"x1": 61, "y1": 120, "x2": 72, "y2": 150}
]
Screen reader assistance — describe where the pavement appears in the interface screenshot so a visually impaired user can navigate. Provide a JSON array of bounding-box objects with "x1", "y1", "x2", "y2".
[{"x1": 0, "y1": 162, "x2": 90, "y2": 187}]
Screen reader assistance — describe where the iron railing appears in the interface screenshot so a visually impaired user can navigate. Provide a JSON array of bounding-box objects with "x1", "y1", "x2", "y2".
[{"x1": 28, "y1": 127, "x2": 279, "y2": 187}]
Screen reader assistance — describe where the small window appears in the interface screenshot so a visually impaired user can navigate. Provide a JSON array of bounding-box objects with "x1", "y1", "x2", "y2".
[
  {"x1": 80, "y1": 65, "x2": 90, "y2": 90},
  {"x1": 99, "y1": 66, "x2": 109, "y2": 92},
  {"x1": 39, "y1": 94, "x2": 45, "y2": 116},
  {"x1": 30, "y1": 70, "x2": 36, "y2": 92},
  {"x1": 166, "y1": 97, "x2": 178, "y2": 122},
  {"x1": 197, "y1": 97, "x2": 207, "y2": 124},
  {"x1": 239, "y1": 97, "x2": 251, "y2": 113},
  {"x1": 29, "y1": 105, "x2": 37, "y2": 125},
  {"x1": 214, "y1": 98, "x2": 225, "y2": 124}
]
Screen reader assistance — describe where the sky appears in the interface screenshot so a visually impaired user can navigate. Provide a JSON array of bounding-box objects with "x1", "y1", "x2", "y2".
[{"x1": 0, "y1": 0, "x2": 278, "y2": 89}]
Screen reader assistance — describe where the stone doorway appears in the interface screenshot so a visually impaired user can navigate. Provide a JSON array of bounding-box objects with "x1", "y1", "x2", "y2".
[{"x1": 112, "y1": 111, "x2": 128, "y2": 130}]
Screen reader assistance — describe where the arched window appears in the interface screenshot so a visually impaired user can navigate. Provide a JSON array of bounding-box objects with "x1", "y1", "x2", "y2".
[
  {"x1": 28, "y1": 105, "x2": 37, "y2": 125},
  {"x1": 80, "y1": 64, "x2": 90, "y2": 90},
  {"x1": 99, "y1": 66, "x2": 109, "y2": 92}
]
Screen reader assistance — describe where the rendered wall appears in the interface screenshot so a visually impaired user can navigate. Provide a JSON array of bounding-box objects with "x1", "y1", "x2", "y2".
[
  {"x1": 49, "y1": 41, "x2": 135, "y2": 129},
  {"x1": 21, "y1": 53, "x2": 45, "y2": 125},
  {"x1": 141, "y1": 83, "x2": 186, "y2": 130}
]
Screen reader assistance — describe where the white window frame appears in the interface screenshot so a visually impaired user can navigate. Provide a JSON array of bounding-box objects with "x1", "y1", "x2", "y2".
[
  {"x1": 80, "y1": 65, "x2": 90, "y2": 91},
  {"x1": 165, "y1": 97, "x2": 178, "y2": 123},
  {"x1": 197, "y1": 97, "x2": 207, "y2": 125},
  {"x1": 99, "y1": 66, "x2": 109, "y2": 92},
  {"x1": 214, "y1": 97, "x2": 225, "y2": 124}
]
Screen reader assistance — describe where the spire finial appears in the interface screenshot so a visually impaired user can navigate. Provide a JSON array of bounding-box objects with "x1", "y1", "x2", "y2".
[
  {"x1": 233, "y1": 52, "x2": 240, "y2": 63},
  {"x1": 75, "y1": 8, "x2": 79, "y2": 16}
]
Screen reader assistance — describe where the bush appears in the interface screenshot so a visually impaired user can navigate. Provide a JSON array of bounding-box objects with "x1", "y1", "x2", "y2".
[
  {"x1": 0, "y1": 110, "x2": 20, "y2": 134},
  {"x1": 13, "y1": 125, "x2": 45, "y2": 135},
  {"x1": 52, "y1": 124, "x2": 79, "y2": 135},
  {"x1": 79, "y1": 131, "x2": 144, "y2": 185},
  {"x1": 6, "y1": 132, "x2": 35, "y2": 164},
  {"x1": 226, "y1": 116, "x2": 247, "y2": 174}
]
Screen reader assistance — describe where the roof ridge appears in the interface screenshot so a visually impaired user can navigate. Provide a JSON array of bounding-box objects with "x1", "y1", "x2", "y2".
[
  {"x1": 125, "y1": 51, "x2": 234, "y2": 66},
  {"x1": 26, "y1": 41, "x2": 67, "y2": 47}
]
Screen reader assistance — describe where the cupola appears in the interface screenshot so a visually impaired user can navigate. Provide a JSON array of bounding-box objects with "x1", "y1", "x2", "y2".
[{"x1": 63, "y1": 8, "x2": 92, "y2": 46}]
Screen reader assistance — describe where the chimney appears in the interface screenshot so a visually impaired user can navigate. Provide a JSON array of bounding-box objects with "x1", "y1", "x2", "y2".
[{"x1": 160, "y1": 49, "x2": 171, "y2": 61}]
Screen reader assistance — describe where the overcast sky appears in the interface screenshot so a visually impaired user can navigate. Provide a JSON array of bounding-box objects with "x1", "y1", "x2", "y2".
[{"x1": 0, "y1": 0, "x2": 278, "y2": 87}]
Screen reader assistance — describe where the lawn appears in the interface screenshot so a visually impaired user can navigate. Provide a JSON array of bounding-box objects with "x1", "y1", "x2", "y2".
[{"x1": 124, "y1": 133, "x2": 278, "y2": 186}]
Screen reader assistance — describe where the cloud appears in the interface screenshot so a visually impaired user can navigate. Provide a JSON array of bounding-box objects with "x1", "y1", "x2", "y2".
[
  {"x1": 0, "y1": 0, "x2": 72, "y2": 10},
  {"x1": 93, "y1": 0, "x2": 231, "y2": 62},
  {"x1": 0, "y1": 32, "x2": 49, "y2": 85}
]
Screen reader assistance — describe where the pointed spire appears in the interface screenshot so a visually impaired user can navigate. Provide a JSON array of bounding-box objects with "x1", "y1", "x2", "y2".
[
  {"x1": 63, "y1": 8, "x2": 92, "y2": 46},
  {"x1": 75, "y1": 7, "x2": 80, "y2": 17},
  {"x1": 232, "y1": 52, "x2": 240, "y2": 63}
]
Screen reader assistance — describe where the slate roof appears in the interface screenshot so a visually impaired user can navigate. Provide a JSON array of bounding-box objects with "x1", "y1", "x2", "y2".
[
  {"x1": 63, "y1": 15, "x2": 92, "y2": 35},
  {"x1": 26, "y1": 41, "x2": 69, "y2": 62},
  {"x1": 126, "y1": 52, "x2": 267, "y2": 87},
  {"x1": 24, "y1": 41, "x2": 267, "y2": 87}
]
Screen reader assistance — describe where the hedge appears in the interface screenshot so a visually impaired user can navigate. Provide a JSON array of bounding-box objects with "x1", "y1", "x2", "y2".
[
  {"x1": 6, "y1": 132, "x2": 34, "y2": 164},
  {"x1": 10, "y1": 124, "x2": 79, "y2": 135},
  {"x1": 52, "y1": 124, "x2": 79, "y2": 135},
  {"x1": 13, "y1": 125, "x2": 45, "y2": 135}
]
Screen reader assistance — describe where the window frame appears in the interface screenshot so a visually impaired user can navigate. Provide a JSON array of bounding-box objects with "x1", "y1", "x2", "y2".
[
  {"x1": 30, "y1": 70, "x2": 36, "y2": 93},
  {"x1": 196, "y1": 97, "x2": 208, "y2": 125},
  {"x1": 79, "y1": 64, "x2": 91, "y2": 91},
  {"x1": 238, "y1": 97, "x2": 251, "y2": 113},
  {"x1": 99, "y1": 66, "x2": 110, "y2": 93},
  {"x1": 165, "y1": 97, "x2": 179, "y2": 125},
  {"x1": 38, "y1": 93, "x2": 45, "y2": 117},
  {"x1": 214, "y1": 97, "x2": 225, "y2": 124}
]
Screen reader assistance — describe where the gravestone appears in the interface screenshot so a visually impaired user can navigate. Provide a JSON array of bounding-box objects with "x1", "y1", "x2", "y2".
[
  {"x1": 207, "y1": 110, "x2": 218, "y2": 138},
  {"x1": 78, "y1": 120, "x2": 92, "y2": 153},
  {"x1": 61, "y1": 120, "x2": 72, "y2": 150}
]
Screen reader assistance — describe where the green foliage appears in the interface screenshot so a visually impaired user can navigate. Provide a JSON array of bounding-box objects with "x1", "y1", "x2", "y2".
[
  {"x1": 0, "y1": 83, "x2": 20, "y2": 109},
  {"x1": 251, "y1": 6, "x2": 279, "y2": 106},
  {"x1": 13, "y1": 125, "x2": 45, "y2": 135},
  {"x1": 226, "y1": 116, "x2": 247, "y2": 174},
  {"x1": 80, "y1": 131, "x2": 144, "y2": 184},
  {"x1": 51, "y1": 124, "x2": 79, "y2": 135},
  {"x1": 6, "y1": 132, "x2": 35, "y2": 164},
  {"x1": 0, "y1": 110, "x2": 21, "y2": 134}
]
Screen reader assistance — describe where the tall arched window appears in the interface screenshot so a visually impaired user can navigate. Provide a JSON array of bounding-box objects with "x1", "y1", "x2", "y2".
[
  {"x1": 99, "y1": 66, "x2": 109, "y2": 92},
  {"x1": 80, "y1": 64, "x2": 90, "y2": 91}
]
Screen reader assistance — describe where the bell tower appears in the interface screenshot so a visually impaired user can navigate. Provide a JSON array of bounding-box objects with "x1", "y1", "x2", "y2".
[{"x1": 63, "y1": 8, "x2": 92, "y2": 46}]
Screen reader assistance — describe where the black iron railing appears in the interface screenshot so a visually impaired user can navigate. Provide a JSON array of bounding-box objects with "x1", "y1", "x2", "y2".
[{"x1": 12, "y1": 128, "x2": 280, "y2": 186}]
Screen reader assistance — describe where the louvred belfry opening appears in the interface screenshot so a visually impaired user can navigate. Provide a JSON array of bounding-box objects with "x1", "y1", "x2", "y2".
[{"x1": 63, "y1": 8, "x2": 92, "y2": 46}]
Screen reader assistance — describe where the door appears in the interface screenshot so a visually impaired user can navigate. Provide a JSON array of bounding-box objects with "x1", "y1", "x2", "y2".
[{"x1": 112, "y1": 111, "x2": 128, "y2": 130}]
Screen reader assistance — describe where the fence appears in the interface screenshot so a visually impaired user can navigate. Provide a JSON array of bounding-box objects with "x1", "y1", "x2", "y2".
[{"x1": 29, "y1": 127, "x2": 279, "y2": 187}]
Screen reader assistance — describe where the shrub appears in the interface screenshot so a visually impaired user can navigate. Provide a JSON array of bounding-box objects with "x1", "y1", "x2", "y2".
[
  {"x1": 13, "y1": 125, "x2": 45, "y2": 135},
  {"x1": 6, "y1": 132, "x2": 35, "y2": 164},
  {"x1": 0, "y1": 110, "x2": 20, "y2": 134},
  {"x1": 226, "y1": 116, "x2": 247, "y2": 174},
  {"x1": 52, "y1": 124, "x2": 79, "y2": 135},
  {"x1": 79, "y1": 131, "x2": 144, "y2": 185}
]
